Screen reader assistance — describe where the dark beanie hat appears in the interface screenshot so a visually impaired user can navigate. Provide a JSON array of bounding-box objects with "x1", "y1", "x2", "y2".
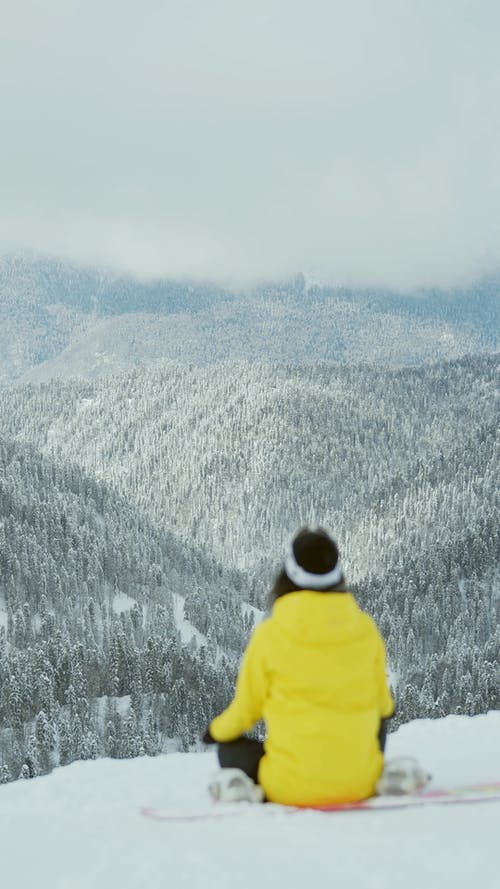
[{"x1": 284, "y1": 527, "x2": 343, "y2": 591}]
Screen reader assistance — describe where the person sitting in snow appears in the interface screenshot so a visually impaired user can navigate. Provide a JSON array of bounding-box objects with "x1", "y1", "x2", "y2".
[{"x1": 203, "y1": 527, "x2": 395, "y2": 806}]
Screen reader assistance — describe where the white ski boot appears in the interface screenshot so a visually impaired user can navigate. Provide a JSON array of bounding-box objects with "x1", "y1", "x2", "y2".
[
  {"x1": 376, "y1": 757, "x2": 431, "y2": 796},
  {"x1": 208, "y1": 769, "x2": 265, "y2": 803}
]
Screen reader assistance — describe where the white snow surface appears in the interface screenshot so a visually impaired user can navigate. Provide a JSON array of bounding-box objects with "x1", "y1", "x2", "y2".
[
  {"x1": 0, "y1": 592, "x2": 7, "y2": 631},
  {"x1": 112, "y1": 592, "x2": 137, "y2": 614},
  {"x1": 172, "y1": 592, "x2": 206, "y2": 647},
  {"x1": 0, "y1": 713, "x2": 498, "y2": 889}
]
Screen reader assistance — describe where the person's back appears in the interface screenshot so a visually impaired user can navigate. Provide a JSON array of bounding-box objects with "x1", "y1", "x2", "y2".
[
  {"x1": 252, "y1": 590, "x2": 392, "y2": 804},
  {"x1": 206, "y1": 528, "x2": 395, "y2": 805}
]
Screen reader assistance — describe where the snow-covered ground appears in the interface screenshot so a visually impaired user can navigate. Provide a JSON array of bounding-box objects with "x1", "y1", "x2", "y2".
[
  {"x1": 172, "y1": 592, "x2": 207, "y2": 648},
  {"x1": 0, "y1": 589, "x2": 7, "y2": 631},
  {"x1": 0, "y1": 713, "x2": 498, "y2": 889},
  {"x1": 112, "y1": 592, "x2": 137, "y2": 614}
]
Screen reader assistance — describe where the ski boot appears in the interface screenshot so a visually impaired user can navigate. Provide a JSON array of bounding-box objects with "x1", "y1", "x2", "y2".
[
  {"x1": 208, "y1": 768, "x2": 265, "y2": 803},
  {"x1": 376, "y1": 757, "x2": 431, "y2": 795}
]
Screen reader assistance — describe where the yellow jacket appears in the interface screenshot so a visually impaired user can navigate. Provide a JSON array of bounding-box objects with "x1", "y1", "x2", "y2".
[{"x1": 210, "y1": 591, "x2": 394, "y2": 806}]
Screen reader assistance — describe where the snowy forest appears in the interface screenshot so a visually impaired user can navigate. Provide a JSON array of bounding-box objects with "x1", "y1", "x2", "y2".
[
  {"x1": 0, "y1": 353, "x2": 498, "y2": 782},
  {"x1": 1, "y1": 254, "x2": 498, "y2": 386},
  {"x1": 0, "y1": 437, "x2": 252, "y2": 782}
]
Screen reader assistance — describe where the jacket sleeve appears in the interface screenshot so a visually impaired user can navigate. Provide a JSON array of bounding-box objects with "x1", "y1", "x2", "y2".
[
  {"x1": 209, "y1": 623, "x2": 269, "y2": 742},
  {"x1": 375, "y1": 632, "x2": 395, "y2": 718}
]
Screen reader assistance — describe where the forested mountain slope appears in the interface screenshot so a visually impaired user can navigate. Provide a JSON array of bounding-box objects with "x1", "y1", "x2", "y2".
[
  {"x1": 1, "y1": 357, "x2": 497, "y2": 573},
  {"x1": 0, "y1": 438, "x2": 251, "y2": 782},
  {"x1": 1, "y1": 355, "x2": 498, "y2": 735},
  {"x1": 1, "y1": 253, "x2": 498, "y2": 385},
  {"x1": 0, "y1": 253, "x2": 225, "y2": 386},
  {"x1": 19, "y1": 294, "x2": 495, "y2": 382}
]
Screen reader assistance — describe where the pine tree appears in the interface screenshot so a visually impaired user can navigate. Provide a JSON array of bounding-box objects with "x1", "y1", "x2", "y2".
[{"x1": 0, "y1": 764, "x2": 11, "y2": 784}]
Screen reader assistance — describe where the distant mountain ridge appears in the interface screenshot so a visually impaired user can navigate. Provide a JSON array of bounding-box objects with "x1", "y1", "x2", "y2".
[{"x1": 1, "y1": 253, "x2": 498, "y2": 385}]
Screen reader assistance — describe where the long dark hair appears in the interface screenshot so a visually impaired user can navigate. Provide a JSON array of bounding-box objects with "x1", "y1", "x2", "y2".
[{"x1": 269, "y1": 569, "x2": 348, "y2": 605}]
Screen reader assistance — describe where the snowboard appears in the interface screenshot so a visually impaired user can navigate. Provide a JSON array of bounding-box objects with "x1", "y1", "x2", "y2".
[{"x1": 141, "y1": 780, "x2": 500, "y2": 822}]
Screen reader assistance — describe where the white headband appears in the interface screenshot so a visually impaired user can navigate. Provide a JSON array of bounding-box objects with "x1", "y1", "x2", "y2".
[{"x1": 284, "y1": 546, "x2": 344, "y2": 590}]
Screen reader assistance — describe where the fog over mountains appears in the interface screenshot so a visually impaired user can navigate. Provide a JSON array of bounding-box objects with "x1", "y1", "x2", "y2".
[{"x1": 1, "y1": 253, "x2": 499, "y2": 386}]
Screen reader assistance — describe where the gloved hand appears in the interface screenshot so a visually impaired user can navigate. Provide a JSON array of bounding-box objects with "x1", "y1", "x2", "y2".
[{"x1": 202, "y1": 727, "x2": 216, "y2": 745}]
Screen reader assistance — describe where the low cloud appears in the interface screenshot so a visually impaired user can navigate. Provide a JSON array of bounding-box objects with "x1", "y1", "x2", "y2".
[{"x1": 1, "y1": 0, "x2": 499, "y2": 289}]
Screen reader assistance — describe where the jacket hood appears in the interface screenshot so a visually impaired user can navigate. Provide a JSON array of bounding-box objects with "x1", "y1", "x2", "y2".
[{"x1": 271, "y1": 590, "x2": 364, "y2": 646}]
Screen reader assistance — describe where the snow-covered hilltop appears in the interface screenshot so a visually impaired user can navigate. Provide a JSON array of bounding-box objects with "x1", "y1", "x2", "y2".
[
  {"x1": 1, "y1": 253, "x2": 499, "y2": 387},
  {"x1": 0, "y1": 713, "x2": 498, "y2": 889}
]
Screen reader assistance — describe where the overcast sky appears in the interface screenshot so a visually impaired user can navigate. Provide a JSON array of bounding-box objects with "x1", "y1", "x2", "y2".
[{"x1": 0, "y1": 0, "x2": 499, "y2": 288}]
